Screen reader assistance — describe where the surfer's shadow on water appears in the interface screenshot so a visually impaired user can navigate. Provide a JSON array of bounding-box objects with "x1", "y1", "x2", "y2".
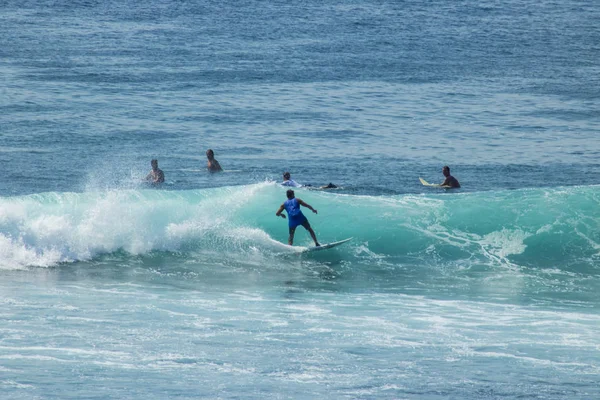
[
  {"x1": 278, "y1": 251, "x2": 348, "y2": 286},
  {"x1": 280, "y1": 249, "x2": 345, "y2": 263}
]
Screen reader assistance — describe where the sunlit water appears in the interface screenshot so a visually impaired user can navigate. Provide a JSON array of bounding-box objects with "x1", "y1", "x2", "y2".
[{"x1": 1, "y1": 0, "x2": 599, "y2": 398}]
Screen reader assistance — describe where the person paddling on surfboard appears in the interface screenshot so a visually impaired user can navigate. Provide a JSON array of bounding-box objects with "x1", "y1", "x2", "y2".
[
  {"x1": 441, "y1": 166, "x2": 460, "y2": 188},
  {"x1": 281, "y1": 171, "x2": 338, "y2": 190},
  {"x1": 276, "y1": 189, "x2": 320, "y2": 247}
]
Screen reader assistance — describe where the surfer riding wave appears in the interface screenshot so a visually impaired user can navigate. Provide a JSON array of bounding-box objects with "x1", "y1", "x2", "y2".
[{"x1": 275, "y1": 189, "x2": 320, "y2": 247}]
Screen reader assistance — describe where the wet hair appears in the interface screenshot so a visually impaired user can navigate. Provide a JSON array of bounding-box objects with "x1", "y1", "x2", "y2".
[
  {"x1": 151, "y1": 159, "x2": 158, "y2": 165},
  {"x1": 283, "y1": 171, "x2": 291, "y2": 179},
  {"x1": 443, "y1": 165, "x2": 450, "y2": 172},
  {"x1": 286, "y1": 189, "x2": 295, "y2": 199},
  {"x1": 206, "y1": 149, "x2": 214, "y2": 157}
]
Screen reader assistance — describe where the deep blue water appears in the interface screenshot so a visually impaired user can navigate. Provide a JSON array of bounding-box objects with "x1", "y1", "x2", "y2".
[{"x1": 1, "y1": 0, "x2": 599, "y2": 398}]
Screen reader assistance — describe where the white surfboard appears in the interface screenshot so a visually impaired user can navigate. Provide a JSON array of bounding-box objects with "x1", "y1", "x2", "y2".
[
  {"x1": 419, "y1": 177, "x2": 453, "y2": 188},
  {"x1": 419, "y1": 177, "x2": 439, "y2": 187},
  {"x1": 302, "y1": 238, "x2": 353, "y2": 253}
]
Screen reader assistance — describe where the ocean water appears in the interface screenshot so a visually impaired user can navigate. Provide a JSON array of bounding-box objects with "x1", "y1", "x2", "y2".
[{"x1": 1, "y1": 0, "x2": 600, "y2": 398}]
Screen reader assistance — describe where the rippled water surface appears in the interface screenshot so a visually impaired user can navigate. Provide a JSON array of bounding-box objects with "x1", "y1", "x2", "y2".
[{"x1": 1, "y1": 0, "x2": 599, "y2": 398}]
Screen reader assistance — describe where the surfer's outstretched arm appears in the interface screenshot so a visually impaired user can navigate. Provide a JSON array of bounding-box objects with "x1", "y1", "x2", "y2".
[
  {"x1": 297, "y1": 198, "x2": 317, "y2": 214},
  {"x1": 275, "y1": 204, "x2": 286, "y2": 218}
]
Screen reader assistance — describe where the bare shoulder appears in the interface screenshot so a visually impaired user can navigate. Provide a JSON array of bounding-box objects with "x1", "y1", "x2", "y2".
[{"x1": 212, "y1": 160, "x2": 223, "y2": 170}]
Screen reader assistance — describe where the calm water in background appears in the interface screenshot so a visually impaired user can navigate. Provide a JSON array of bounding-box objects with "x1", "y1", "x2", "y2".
[{"x1": 1, "y1": 0, "x2": 600, "y2": 398}]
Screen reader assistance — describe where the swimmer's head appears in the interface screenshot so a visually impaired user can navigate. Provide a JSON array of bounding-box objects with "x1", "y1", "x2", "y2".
[
  {"x1": 443, "y1": 166, "x2": 450, "y2": 176},
  {"x1": 283, "y1": 172, "x2": 291, "y2": 180},
  {"x1": 206, "y1": 149, "x2": 214, "y2": 159},
  {"x1": 286, "y1": 189, "x2": 295, "y2": 199},
  {"x1": 151, "y1": 159, "x2": 158, "y2": 168}
]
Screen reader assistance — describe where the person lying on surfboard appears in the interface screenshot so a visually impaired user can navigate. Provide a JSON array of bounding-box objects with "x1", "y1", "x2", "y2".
[
  {"x1": 275, "y1": 189, "x2": 320, "y2": 247},
  {"x1": 441, "y1": 166, "x2": 460, "y2": 188},
  {"x1": 281, "y1": 171, "x2": 338, "y2": 190}
]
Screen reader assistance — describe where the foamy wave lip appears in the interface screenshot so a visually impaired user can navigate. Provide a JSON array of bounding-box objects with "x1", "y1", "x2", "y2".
[
  {"x1": 0, "y1": 234, "x2": 68, "y2": 270},
  {"x1": 0, "y1": 183, "x2": 282, "y2": 268}
]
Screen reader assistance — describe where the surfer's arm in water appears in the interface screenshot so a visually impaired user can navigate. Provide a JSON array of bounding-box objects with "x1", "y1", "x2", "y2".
[
  {"x1": 297, "y1": 198, "x2": 317, "y2": 214},
  {"x1": 275, "y1": 204, "x2": 286, "y2": 219}
]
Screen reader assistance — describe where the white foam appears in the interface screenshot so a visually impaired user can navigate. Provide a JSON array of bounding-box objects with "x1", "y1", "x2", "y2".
[
  {"x1": 0, "y1": 184, "x2": 280, "y2": 268},
  {"x1": 481, "y1": 228, "x2": 530, "y2": 258},
  {"x1": 0, "y1": 380, "x2": 35, "y2": 389}
]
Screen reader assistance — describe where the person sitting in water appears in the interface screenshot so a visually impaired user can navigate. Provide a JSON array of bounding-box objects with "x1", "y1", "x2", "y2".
[
  {"x1": 206, "y1": 149, "x2": 223, "y2": 172},
  {"x1": 145, "y1": 159, "x2": 165, "y2": 184},
  {"x1": 276, "y1": 189, "x2": 320, "y2": 246},
  {"x1": 281, "y1": 171, "x2": 302, "y2": 187},
  {"x1": 441, "y1": 165, "x2": 460, "y2": 188}
]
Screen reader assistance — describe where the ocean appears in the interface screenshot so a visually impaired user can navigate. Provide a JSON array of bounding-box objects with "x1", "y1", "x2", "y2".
[{"x1": 1, "y1": 0, "x2": 599, "y2": 398}]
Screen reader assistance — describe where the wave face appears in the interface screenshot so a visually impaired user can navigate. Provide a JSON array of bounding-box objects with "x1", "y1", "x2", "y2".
[{"x1": 1, "y1": 183, "x2": 599, "y2": 276}]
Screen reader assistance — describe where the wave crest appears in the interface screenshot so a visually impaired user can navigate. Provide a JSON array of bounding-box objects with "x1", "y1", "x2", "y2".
[{"x1": 0, "y1": 184, "x2": 598, "y2": 271}]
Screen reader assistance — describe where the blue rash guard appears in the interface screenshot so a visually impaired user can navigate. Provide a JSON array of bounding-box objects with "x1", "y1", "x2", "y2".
[{"x1": 284, "y1": 198, "x2": 307, "y2": 228}]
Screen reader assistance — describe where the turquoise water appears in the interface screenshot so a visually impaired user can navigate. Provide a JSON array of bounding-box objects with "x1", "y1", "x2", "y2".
[{"x1": 1, "y1": 0, "x2": 600, "y2": 398}]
